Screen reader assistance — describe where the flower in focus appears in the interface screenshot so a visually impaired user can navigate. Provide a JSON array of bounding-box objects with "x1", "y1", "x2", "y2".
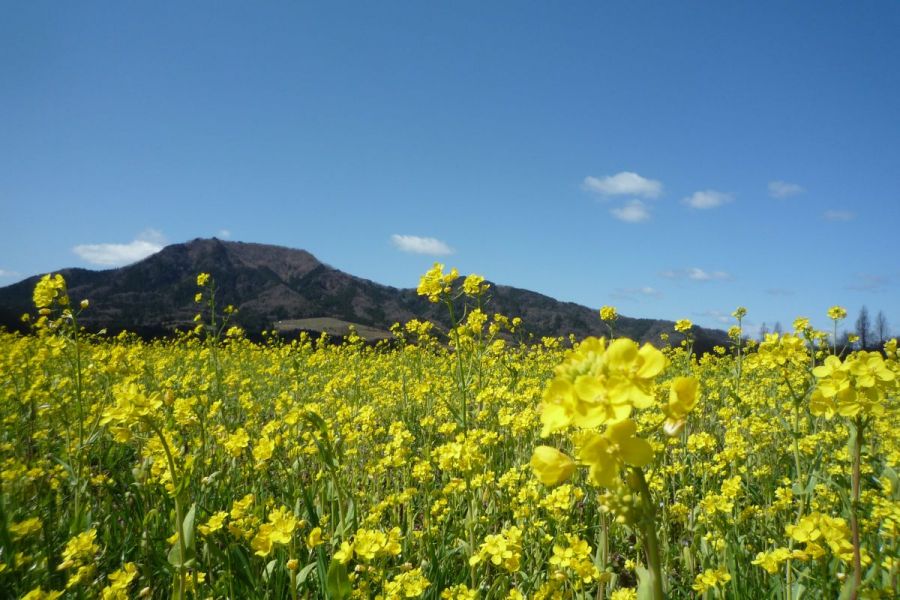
[
  {"x1": 198, "y1": 511, "x2": 228, "y2": 536},
  {"x1": 251, "y1": 505, "x2": 298, "y2": 556},
  {"x1": 417, "y1": 263, "x2": 459, "y2": 303},
  {"x1": 462, "y1": 273, "x2": 489, "y2": 296},
  {"x1": 674, "y1": 319, "x2": 692, "y2": 333},
  {"x1": 33, "y1": 274, "x2": 68, "y2": 309},
  {"x1": 812, "y1": 352, "x2": 895, "y2": 417},
  {"x1": 692, "y1": 566, "x2": 731, "y2": 593},
  {"x1": 600, "y1": 306, "x2": 618, "y2": 322},
  {"x1": 100, "y1": 562, "x2": 138, "y2": 599},
  {"x1": 539, "y1": 337, "x2": 666, "y2": 436}
]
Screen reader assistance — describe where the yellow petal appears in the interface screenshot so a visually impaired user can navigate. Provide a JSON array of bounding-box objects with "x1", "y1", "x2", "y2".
[
  {"x1": 619, "y1": 437, "x2": 654, "y2": 467},
  {"x1": 530, "y1": 446, "x2": 575, "y2": 486},
  {"x1": 636, "y1": 343, "x2": 666, "y2": 378}
]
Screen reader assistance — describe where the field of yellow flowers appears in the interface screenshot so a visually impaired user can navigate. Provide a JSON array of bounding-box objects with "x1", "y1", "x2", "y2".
[{"x1": 2, "y1": 267, "x2": 898, "y2": 599}]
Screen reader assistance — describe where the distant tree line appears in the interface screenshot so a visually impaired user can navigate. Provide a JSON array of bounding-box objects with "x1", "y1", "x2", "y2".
[{"x1": 758, "y1": 306, "x2": 891, "y2": 350}]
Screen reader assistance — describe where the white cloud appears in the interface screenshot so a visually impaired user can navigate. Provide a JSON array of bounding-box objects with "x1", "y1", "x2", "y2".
[
  {"x1": 823, "y1": 209, "x2": 855, "y2": 222},
  {"x1": 661, "y1": 267, "x2": 730, "y2": 282},
  {"x1": 610, "y1": 200, "x2": 650, "y2": 223},
  {"x1": 768, "y1": 180, "x2": 804, "y2": 198},
  {"x1": 611, "y1": 286, "x2": 662, "y2": 301},
  {"x1": 682, "y1": 190, "x2": 733, "y2": 209},
  {"x1": 0, "y1": 268, "x2": 20, "y2": 278},
  {"x1": 73, "y1": 229, "x2": 166, "y2": 267},
  {"x1": 688, "y1": 267, "x2": 729, "y2": 281},
  {"x1": 217, "y1": 229, "x2": 232, "y2": 239},
  {"x1": 583, "y1": 172, "x2": 662, "y2": 198},
  {"x1": 390, "y1": 234, "x2": 454, "y2": 256}
]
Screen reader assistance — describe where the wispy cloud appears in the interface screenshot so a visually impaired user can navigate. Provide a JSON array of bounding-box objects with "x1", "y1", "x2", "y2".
[
  {"x1": 689, "y1": 268, "x2": 730, "y2": 281},
  {"x1": 823, "y1": 209, "x2": 855, "y2": 222},
  {"x1": 768, "y1": 180, "x2": 804, "y2": 199},
  {"x1": 845, "y1": 273, "x2": 889, "y2": 292},
  {"x1": 610, "y1": 200, "x2": 650, "y2": 223},
  {"x1": 73, "y1": 229, "x2": 167, "y2": 267},
  {"x1": 698, "y1": 309, "x2": 733, "y2": 324},
  {"x1": 217, "y1": 229, "x2": 232, "y2": 239},
  {"x1": 390, "y1": 234, "x2": 454, "y2": 256},
  {"x1": 610, "y1": 286, "x2": 662, "y2": 301},
  {"x1": 0, "y1": 268, "x2": 20, "y2": 278},
  {"x1": 661, "y1": 267, "x2": 731, "y2": 282},
  {"x1": 682, "y1": 190, "x2": 733, "y2": 209},
  {"x1": 583, "y1": 171, "x2": 662, "y2": 198}
]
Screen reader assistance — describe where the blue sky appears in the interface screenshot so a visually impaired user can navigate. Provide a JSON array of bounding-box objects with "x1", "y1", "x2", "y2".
[{"x1": 2, "y1": 1, "x2": 899, "y2": 336}]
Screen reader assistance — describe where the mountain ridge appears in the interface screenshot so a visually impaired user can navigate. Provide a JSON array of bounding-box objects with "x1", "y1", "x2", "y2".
[{"x1": 0, "y1": 238, "x2": 728, "y2": 349}]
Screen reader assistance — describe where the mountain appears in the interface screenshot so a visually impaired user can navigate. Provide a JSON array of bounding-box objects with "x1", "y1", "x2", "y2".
[{"x1": 0, "y1": 238, "x2": 728, "y2": 349}]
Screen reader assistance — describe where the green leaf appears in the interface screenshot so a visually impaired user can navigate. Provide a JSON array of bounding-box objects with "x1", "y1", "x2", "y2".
[
  {"x1": 635, "y1": 565, "x2": 654, "y2": 600},
  {"x1": 838, "y1": 576, "x2": 856, "y2": 600},
  {"x1": 167, "y1": 503, "x2": 198, "y2": 569},
  {"x1": 297, "y1": 562, "x2": 317, "y2": 585},
  {"x1": 263, "y1": 558, "x2": 278, "y2": 582},
  {"x1": 325, "y1": 559, "x2": 351, "y2": 600},
  {"x1": 182, "y1": 503, "x2": 196, "y2": 551},
  {"x1": 167, "y1": 541, "x2": 196, "y2": 569}
]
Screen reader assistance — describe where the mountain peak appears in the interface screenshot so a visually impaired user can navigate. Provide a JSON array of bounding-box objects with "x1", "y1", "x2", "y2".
[
  {"x1": 176, "y1": 238, "x2": 324, "y2": 282},
  {"x1": 0, "y1": 239, "x2": 728, "y2": 349}
]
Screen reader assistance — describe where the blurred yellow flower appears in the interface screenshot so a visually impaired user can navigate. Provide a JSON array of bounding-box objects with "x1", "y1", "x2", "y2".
[
  {"x1": 530, "y1": 446, "x2": 575, "y2": 486},
  {"x1": 827, "y1": 306, "x2": 847, "y2": 320}
]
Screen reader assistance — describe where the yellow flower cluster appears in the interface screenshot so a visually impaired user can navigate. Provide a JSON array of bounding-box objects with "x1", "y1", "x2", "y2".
[
  {"x1": 378, "y1": 567, "x2": 430, "y2": 599},
  {"x1": 469, "y1": 525, "x2": 522, "y2": 572},
  {"x1": 3, "y1": 272, "x2": 898, "y2": 599},
  {"x1": 462, "y1": 273, "x2": 489, "y2": 296},
  {"x1": 32, "y1": 274, "x2": 68, "y2": 309},
  {"x1": 811, "y1": 352, "x2": 896, "y2": 418},
  {"x1": 691, "y1": 566, "x2": 731, "y2": 593},
  {"x1": 57, "y1": 529, "x2": 99, "y2": 589},
  {"x1": 548, "y1": 534, "x2": 600, "y2": 583},
  {"x1": 335, "y1": 527, "x2": 403, "y2": 564},
  {"x1": 827, "y1": 305, "x2": 848, "y2": 320},
  {"x1": 251, "y1": 506, "x2": 298, "y2": 557},
  {"x1": 674, "y1": 319, "x2": 692, "y2": 333},
  {"x1": 417, "y1": 263, "x2": 459, "y2": 303},
  {"x1": 540, "y1": 337, "x2": 666, "y2": 435}
]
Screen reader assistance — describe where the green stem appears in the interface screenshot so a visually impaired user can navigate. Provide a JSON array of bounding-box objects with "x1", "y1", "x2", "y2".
[
  {"x1": 148, "y1": 420, "x2": 187, "y2": 600},
  {"x1": 849, "y1": 417, "x2": 863, "y2": 600},
  {"x1": 445, "y1": 298, "x2": 468, "y2": 431},
  {"x1": 633, "y1": 468, "x2": 664, "y2": 600}
]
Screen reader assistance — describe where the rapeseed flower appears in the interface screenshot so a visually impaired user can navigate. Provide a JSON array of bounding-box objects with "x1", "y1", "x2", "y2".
[
  {"x1": 578, "y1": 419, "x2": 653, "y2": 488},
  {"x1": 417, "y1": 263, "x2": 458, "y2": 303},
  {"x1": 674, "y1": 319, "x2": 692, "y2": 333},
  {"x1": 539, "y1": 337, "x2": 665, "y2": 436},
  {"x1": 600, "y1": 306, "x2": 617, "y2": 321},
  {"x1": 530, "y1": 446, "x2": 575, "y2": 486}
]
